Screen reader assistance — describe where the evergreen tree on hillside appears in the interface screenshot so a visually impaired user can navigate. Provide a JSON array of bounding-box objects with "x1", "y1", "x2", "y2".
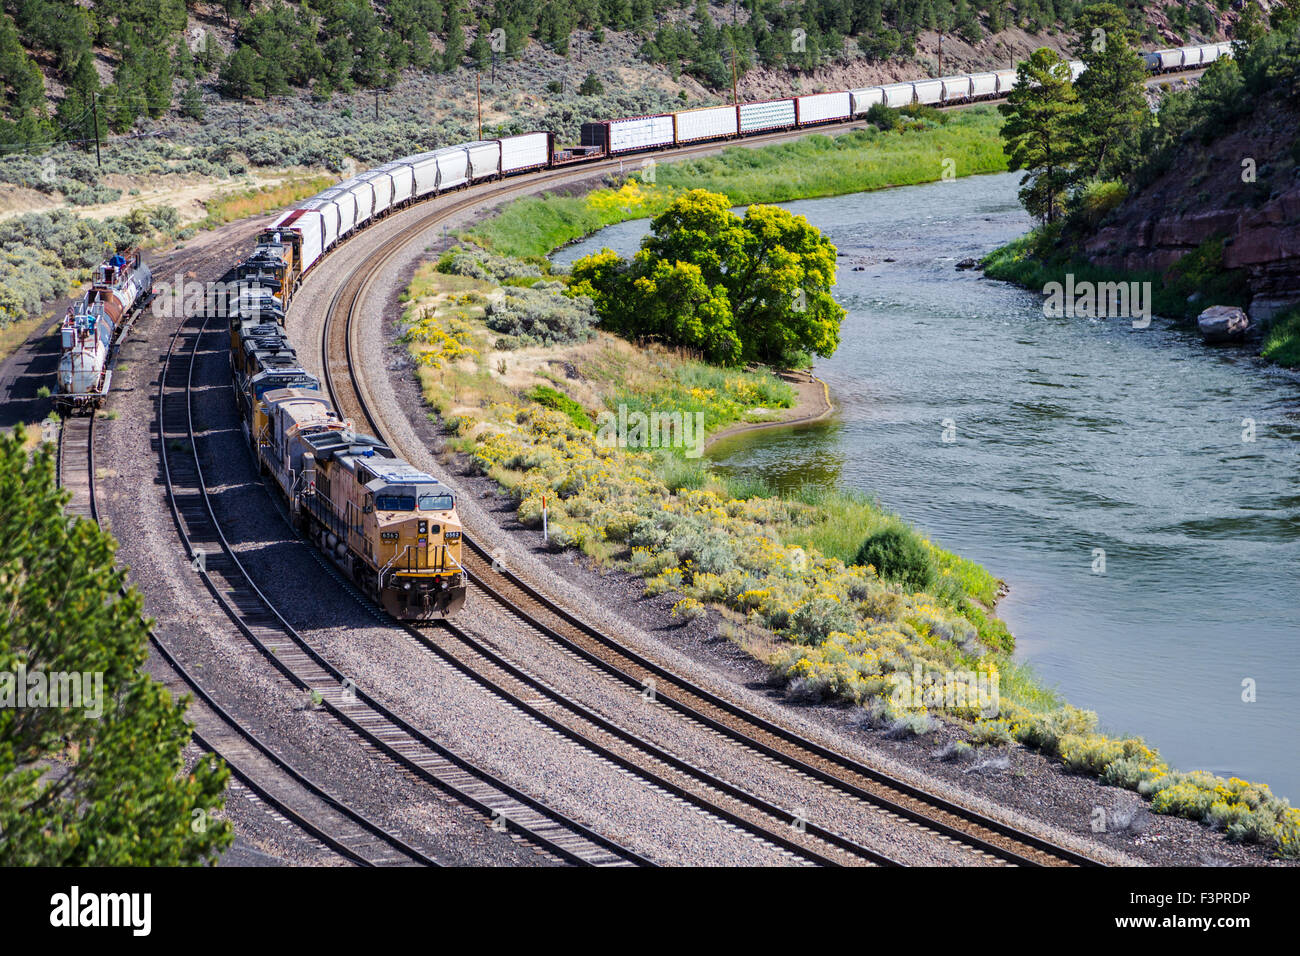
[
  {"x1": 0, "y1": 11, "x2": 49, "y2": 146},
  {"x1": 999, "y1": 47, "x2": 1082, "y2": 224},
  {"x1": 54, "y1": 50, "x2": 102, "y2": 146},
  {"x1": 0, "y1": 428, "x2": 231, "y2": 866},
  {"x1": 444, "y1": 2, "x2": 468, "y2": 71},
  {"x1": 1070, "y1": 3, "x2": 1149, "y2": 178}
]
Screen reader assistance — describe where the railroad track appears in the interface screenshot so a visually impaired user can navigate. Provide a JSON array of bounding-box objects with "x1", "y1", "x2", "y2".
[
  {"x1": 319, "y1": 162, "x2": 1106, "y2": 870},
  {"x1": 158, "y1": 307, "x2": 650, "y2": 867},
  {"x1": 56, "y1": 413, "x2": 441, "y2": 866}
]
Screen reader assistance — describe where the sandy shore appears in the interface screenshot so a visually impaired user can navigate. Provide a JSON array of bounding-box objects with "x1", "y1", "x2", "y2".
[{"x1": 704, "y1": 369, "x2": 834, "y2": 451}]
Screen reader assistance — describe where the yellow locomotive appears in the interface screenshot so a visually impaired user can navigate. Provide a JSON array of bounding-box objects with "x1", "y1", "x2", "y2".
[{"x1": 257, "y1": 387, "x2": 467, "y2": 619}]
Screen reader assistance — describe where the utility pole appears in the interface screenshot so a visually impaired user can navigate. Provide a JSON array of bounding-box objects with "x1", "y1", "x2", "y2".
[
  {"x1": 374, "y1": 89, "x2": 380, "y2": 121},
  {"x1": 476, "y1": 72, "x2": 482, "y2": 140},
  {"x1": 938, "y1": 33, "x2": 944, "y2": 76},
  {"x1": 91, "y1": 91, "x2": 101, "y2": 169},
  {"x1": 731, "y1": 47, "x2": 739, "y2": 108}
]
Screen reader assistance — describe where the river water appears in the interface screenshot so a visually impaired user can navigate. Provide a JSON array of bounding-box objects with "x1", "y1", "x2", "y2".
[{"x1": 553, "y1": 172, "x2": 1300, "y2": 801}]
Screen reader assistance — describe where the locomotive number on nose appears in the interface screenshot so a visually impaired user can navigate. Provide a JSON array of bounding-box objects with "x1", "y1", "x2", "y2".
[{"x1": 381, "y1": 531, "x2": 400, "y2": 541}]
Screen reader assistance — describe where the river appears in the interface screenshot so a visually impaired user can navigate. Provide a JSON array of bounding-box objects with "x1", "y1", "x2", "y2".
[{"x1": 553, "y1": 171, "x2": 1300, "y2": 801}]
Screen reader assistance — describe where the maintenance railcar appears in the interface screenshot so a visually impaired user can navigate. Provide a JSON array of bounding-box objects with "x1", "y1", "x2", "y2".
[{"x1": 56, "y1": 249, "x2": 152, "y2": 412}]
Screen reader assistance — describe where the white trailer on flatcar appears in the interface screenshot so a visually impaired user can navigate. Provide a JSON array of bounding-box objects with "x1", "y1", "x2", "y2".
[
  {"x1": 795, "y1": 91, "x2": 851, "y2": 125},
  {"x1": 738, "y1": 98, "x2": 796, "y2": 133},
  {"x1": 499, "y1": 132, "x2": 552, "y2": 173},
  {"x1": 609, "y1": 115, "x2": 676, "y2": 153},
  {"x1": 673, "y1": 104, "x2": 738, "y2": 142}
]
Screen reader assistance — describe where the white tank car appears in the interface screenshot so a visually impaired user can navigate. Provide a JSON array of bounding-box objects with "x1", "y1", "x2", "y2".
[{"x1": 56, "y1": 250, "x2": 151, "y2": 411}]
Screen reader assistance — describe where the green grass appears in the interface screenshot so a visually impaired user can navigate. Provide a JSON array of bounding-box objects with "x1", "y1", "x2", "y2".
[
  {"x1": 526, "y1": 384, "x2": 594, "y2": 430},
  {"x1": 983, "y1": 229, "x2": 1251, "y2": 323},
  {"x1": 1261, "y1": 308, "x2": 1300, "y2": 367},
  {"x1": 655, "y1": 107, "x2": 1008, "y2": 205},
  {"x1": 468, "y1": 107, "x2": 1008, "y2": 259}
]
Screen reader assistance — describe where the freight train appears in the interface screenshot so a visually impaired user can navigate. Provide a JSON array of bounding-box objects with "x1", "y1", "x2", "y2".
[
  {"x1": 226, "y1": 256, "x2": 467, "y2": 618},
  {"x1": 252, "y1": 41, "x2": 1228, "y2": 284},
  {"x1": 214, "y1": 41, "x2": 1226, "y2": 621}
]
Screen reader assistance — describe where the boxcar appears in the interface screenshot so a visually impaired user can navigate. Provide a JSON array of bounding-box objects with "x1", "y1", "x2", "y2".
[{"x1": 499, "y1": 131, "x2": 552, "y2": 173}]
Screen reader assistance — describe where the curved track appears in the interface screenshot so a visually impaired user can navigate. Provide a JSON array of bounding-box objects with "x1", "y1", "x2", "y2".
[
  {"x1": 314, "y1": 164, "x2": 1105, "y2": 868},
  {"x1": 57, "y1": 415, "x2": 441, "y2": 866},
  {"x1": 156, "y1": 307, "x2": 651, "y2": 867}
]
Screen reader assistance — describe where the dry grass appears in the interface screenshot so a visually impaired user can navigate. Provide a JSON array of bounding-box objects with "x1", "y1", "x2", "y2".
[
  {"x1": 198, "y1": 173, "x2": 336, "y2": 228},
  {"x1": 0, "y1": 309, "x2": 52, "y2": 364}
]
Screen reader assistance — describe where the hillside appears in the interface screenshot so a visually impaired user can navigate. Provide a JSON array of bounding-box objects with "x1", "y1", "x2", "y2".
[
  {"x1": 1082, "y1": 47, "x2": 1300, "y2": 323},
  {"x1": 1069, "y1": 18, "x2": 1300, "y2": 333},
  {"x1": 2, "y1": 1, "x2": 1240, "y2": 140}
]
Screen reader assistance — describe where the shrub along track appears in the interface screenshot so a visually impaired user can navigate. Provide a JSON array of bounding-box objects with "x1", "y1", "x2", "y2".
[
  {"x1": 57, "y1": 415, "x2": 440, "y2": 866},
  {"x1": 317, "y1": 155, "x2": 1105, "y2": 869}
]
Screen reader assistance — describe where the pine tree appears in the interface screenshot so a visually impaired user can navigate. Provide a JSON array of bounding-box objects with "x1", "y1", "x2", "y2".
[
  {"x1": 179, "y1": 78, "x2": 204, "y2": 119},
  {"x1": 0, "y1": 427, "x2": 231, "y2": 866},
  {"x1": 1070, "y1": 3, "x2": 1150, "y2": 179},
  {"x1": 998, "y1": 47, "x2": 1082, "y2": 224},
  {"x1": 443, "y1": 3, "x2": 467, "y2": 71},
  {"x1": 219, "y1": 44, "x2": 263, "y2": 99}
]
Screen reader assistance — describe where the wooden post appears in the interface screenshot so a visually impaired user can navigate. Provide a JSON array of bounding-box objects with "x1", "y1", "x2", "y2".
[{"x1": 91, "y1": 92, "x2": 101, "y2": 169}]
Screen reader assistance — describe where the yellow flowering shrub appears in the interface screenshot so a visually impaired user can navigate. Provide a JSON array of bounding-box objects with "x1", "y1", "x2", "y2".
[{"x1": 400, "y1": 250, "x2": 1300, "y2": 858}]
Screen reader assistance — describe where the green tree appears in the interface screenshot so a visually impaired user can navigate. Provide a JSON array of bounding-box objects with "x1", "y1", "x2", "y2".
[
  {"x1": 998, "y1": 48, "x2": 1082, "y2": 224},
  {"x1": 219, "y1": 43, "x2": 263, "y2": 99},
  {"x1": 443, "y1": 2, "x2": 467, "y2": 71},
  {"x1": 1070, "y1": 3, "x2": 1150, "y2": 178},
  {"x1": 0, "y1": 427, "x2": 230, "y2": 865},
  {"x1": 572, "y1": 189, "x2": 845, "y2": 366}
]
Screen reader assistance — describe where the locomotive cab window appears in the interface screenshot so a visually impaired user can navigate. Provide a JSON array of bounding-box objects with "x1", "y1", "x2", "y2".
[{"x1": 418, "y1": 491, "x2": 453, "y2": 512}]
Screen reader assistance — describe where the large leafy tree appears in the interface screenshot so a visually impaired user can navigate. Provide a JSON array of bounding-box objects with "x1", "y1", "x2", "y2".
[
  {"x1": 0, "y1": 427, "x2": 231, "y2": 865},
  {"x1": 999, "y1": 48, "x2": 1083, "y2": 224},
  {"x1": 572, "y1": 189, "x2": 844, "y2": 366},
  {"x1": 1070, "y1": 3, "x2": 1150, "y2": 179}
]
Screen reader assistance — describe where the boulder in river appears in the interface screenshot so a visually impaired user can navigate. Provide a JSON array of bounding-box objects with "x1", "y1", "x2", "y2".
[
  {"x1": 1197, "y1": 305, "x2": 1251, "y2": 343},
  {"x1": 956, "y1": 257, "x2": 978, "y2": 270}
]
